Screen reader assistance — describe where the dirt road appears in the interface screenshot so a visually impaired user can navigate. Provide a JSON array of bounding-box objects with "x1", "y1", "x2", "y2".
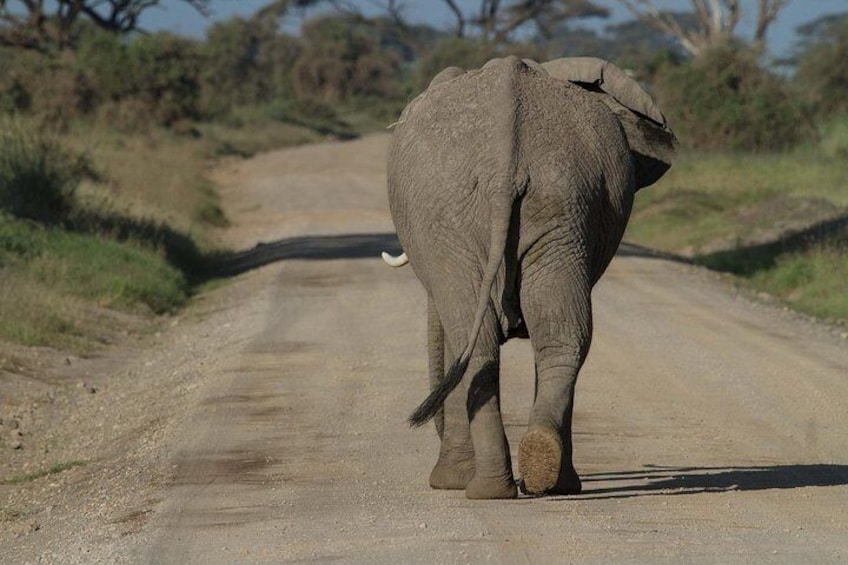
[{"x1": 6, "y1": 134, "x2": 848, "y2": 563}]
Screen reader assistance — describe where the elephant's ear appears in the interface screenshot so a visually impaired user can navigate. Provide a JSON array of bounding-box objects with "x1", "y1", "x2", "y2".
[{"x1": 542, "y1": 57, "x2": 678, "y2": 190}]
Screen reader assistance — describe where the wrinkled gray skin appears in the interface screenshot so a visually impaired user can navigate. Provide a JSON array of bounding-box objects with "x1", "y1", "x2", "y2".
[{"x1": 387, "y1": 56, "x2": 677, "y2": 499}]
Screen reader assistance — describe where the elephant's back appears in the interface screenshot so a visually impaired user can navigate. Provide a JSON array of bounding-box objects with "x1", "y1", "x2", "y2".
[
  {"x1": 391, "y1": 57, "x2": 628, "y2": 181},
  {"x1": 387, "y1": 56, "x2": 633, "y2": 277}
]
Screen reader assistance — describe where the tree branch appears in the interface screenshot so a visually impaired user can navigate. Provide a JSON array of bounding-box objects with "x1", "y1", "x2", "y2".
[{"x1": 441, "y1": 0, "x2": 465, "y2": 37}]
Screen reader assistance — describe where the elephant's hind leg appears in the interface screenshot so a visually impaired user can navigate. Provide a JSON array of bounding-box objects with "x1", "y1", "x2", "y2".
[
  {"x1": 435, "y1": 293, "x2": 516, "y2": 499},
  {"x1": 429, "y1": 342, "x2": 477, "y2": 489},
  {"x1": 517, "y1": 257, "x2": 591, "y2": 496},
  {"x1": 427, "y1": 296, "x2": 476, "y2": 490}
]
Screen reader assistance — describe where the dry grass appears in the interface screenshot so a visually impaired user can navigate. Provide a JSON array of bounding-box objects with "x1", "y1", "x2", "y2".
[
  {"x1": 627, "y1": 150, "x2": 848, "y2": 253},
  {"x1": 64, "y1": 125, "x2": 227, "y2": 243},
  {"x1": 627, "y1": 144, "x2": 848, "y2": 324}
]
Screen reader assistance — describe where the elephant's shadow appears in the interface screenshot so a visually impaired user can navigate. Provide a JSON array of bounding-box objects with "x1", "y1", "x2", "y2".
[
  {"x1": 203, "y1": 232, "x2": 403, "y2": 278},
  {"x1": 566, "y1": 464, "x2": 848, "y2": 499}
]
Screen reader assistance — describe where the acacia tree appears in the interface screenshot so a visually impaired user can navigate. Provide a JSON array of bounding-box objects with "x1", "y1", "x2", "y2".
[
  {"x1": 792, "y1": 12, "x2": 848, "y2": 117},
  {"x1": 617, "y1": 0, "x2": 789, "y2": 57},
  {"x1": 439, "y1": 0, "x2": 609, "y2": 43},
  {"x1": 0, "y1": 0, "x2": 210, "y2": 50}
]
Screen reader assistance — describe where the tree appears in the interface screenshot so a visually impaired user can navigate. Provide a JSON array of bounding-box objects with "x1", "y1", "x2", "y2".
[
  {"x1": 439, "y1": 0, "x2": 609, "y2": 43},
  {"x1": 201, "y1": 15, "x2": 302, "y2": 114},
  {"x1": 617, "y1": 0, "x2": 789, "y2": 57},
  {"x1": 292, "y1": 13, "x2": 403, "y2": 103},
  {"x1": 0, "y1": 0, "x2": 210, "y2": 50},
  {"x1": 540, "y1": 13, "x2": 692, "y2": 66},
  {"x1": 792, "y1": 12, "x2": 848, "y2": 118},
  {"x1": 654, "y1": 44, "x2": 804, "y2": 151}
]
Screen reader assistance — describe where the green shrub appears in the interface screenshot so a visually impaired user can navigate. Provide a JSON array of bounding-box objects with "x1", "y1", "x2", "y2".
[
  {"x1": 0, "y1": 212, "x2": 46, "y2": 261},
  {"x1": 0, "y1": 48, "x2": 93, "y2": 125},
  {"x1": 0, "y1": 118, "x2": 86, "y2": 224},
  {"x1": 126, "y1": 33, "x2": 202, "y2": 126},
  {"x1": 256, "y1": 98, "x2": 355, "y2": 137},
  {"x1": 0, "y1": 214, "x2": 188, "y2": 314},
  {"x1": 654, "y1": 46, "x2": 806, "y2": 151},
  {"x1": 200, "y1": 16, "x2": 302, "y2": 116},
  {"x1": 818, "y1": 112, "x2": 848, "y2": 158},
  {"x1": 750, "y1": 247, "x2": 848, "y2": 321},
  {"x1": 292, "y1": 14, "x2": 402, "y2": 104},
  {"x1": 793, "y1": 14, "x2": 848, "y2": 119},
  {"x1": 75, "y1": 27, "x2": 135, "y2": 105},
  {"x1": 415, "y1": 37, "x2": 500, "y2": 90}
]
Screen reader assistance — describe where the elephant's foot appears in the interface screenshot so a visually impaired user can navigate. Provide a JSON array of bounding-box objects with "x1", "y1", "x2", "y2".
[
  {"x1": 465, "y1": 474, "x2": 517, "y2": 499},
  {"x1": 429, "y1": 459, "x2": 475, "y2": 490},
  {"x1": 517, "y1": 426, "x2": 582, "y2": 496}
]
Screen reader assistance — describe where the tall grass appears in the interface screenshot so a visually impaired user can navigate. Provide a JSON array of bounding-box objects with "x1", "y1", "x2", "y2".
[
  {"x1": 751, "y1": 248, "x2": 848, "y2": 321},
  {"x1": 627, "y1": 137, "x2": 848, "y2": 323},
  {"x1": 0, "y1": 215, "x2": 187, "y2": 348},
  {"x1": 0, "y1": 119, "x2": 200, "y2": 351},
  {"x1": 0, "y1": 117, "x2": 83, "y2": 224},
  {"x1": 64, "y1": 124, "x2": 227, "y2": 237},
  {"x1": 627, "y1": 149, "x2": 848, "y2": 253}
]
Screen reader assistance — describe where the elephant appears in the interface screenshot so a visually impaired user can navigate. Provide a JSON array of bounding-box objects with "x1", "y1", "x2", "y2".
[{"x1": 384, "y1": 56, "x2": 677, "y2": 499}]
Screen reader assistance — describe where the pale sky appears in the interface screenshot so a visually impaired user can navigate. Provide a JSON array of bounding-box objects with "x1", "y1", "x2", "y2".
[{"x1": 140, "y1": 0, "x2": 848, "y2": 60}]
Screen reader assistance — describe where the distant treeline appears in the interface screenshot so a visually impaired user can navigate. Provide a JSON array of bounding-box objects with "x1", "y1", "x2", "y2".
[{"x1": 1, "y1": 4, "x2": 848, "y2": 151}]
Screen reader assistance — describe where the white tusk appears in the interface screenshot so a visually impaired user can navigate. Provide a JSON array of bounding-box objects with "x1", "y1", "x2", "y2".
[{"x1": 381, "y1": 251, "x2": 409, "y2": 267}]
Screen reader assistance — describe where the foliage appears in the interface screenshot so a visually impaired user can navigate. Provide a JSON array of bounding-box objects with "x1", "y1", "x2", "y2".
[
  {"x1": 2, "y1": 29, "x2": 202, "y2": 128},
  {"x1": 124, "y1": 33, "x2": 202, "y2": 126},
  {"x1": 0, "y1": 46, "x2": 94, "y2": 123},
  {"x1": 292, "y1": 14, "x2": 403, "y2": 104},
  {"x1": 415, "y1": 37, "x2": 499, "y2": 89},
  {"x1": 436, "y1": 0, "x2": 609, "y2": 43},
  {"x1": 0, "y1": 461, "x2": 86, "y2": 485},
  {"x1": 0, "y1": 117, "x2": 90, "y2": 224},
  {"x1": 792, "y1": 12, "x2": 848, "y2": 118},
  {"x1": 200, "y1": 15, "x2": 302, "y2": 116},
  {"x1": 747, "y1": 248, "x2": 848, "y2": 321},
  {"x1": 654, "y1": 45, "x2": 805, "y2": 151},
  {"x1": 414, "y1": 37, "x2": 546, "y2": 91},
  {"x1": 618, "y1": 0, "x2": 788, "y2": 57},
  {"x1": 627, "y1": 143, "x2": 848, "y2": 323},
  {"x1": 818, "y1": 113, "x2": 848, "y2": 159},
  {"x1": 0, "y1": 214, "x2": 188, "y2": 312},
  {"x1": 0, "y1": 0, "x2": 209, "y2": 50}
]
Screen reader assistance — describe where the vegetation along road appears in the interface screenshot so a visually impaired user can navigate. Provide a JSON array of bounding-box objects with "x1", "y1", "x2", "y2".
[{"x1": 2, "y1": 134, "x2": 846, "y2": 563}]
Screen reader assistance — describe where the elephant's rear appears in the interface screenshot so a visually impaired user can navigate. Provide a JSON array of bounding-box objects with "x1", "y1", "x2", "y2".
[{"x1": 388, "y1": 56, "x2": 635, "y2": 294}]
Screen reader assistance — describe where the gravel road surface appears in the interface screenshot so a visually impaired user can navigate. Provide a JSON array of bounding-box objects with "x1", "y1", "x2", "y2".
[{"x1": 5, "y1": 135, "x2": 848, "y2": 564}]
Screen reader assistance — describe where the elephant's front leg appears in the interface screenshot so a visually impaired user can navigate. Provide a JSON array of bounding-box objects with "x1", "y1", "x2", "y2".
[
  {"x1": 428, "y1": 298, "x2": 476, "y2": 490},
  {"x1": 518, "y1": 260, "x2": 591, "y2": 496}
]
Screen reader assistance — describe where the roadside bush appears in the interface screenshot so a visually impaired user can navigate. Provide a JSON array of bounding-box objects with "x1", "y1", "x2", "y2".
[
  {"x1": 0, "y1": 118, "x2": 88, "y2": 225},
  {"x1": 292, "y1": 14, "x2": 402, "y2": 104},
  {"x1": 257, "y1": 98, "x2": 354, "y2": 136},
  {"x1": 654, "y1": 46, "x2": 806, "y2": 151},
  {"x1": 818, "y1": 113, "x2": 848, "y2": 158},
  {"x1": 416, "y1": 37, "x2": 499, "y2": 90},
  {"x1": 793, "y1": 13, "x2": 848, "y2": 119},
  {"x1": 0, "y1": 48, "x2": 94, "y2": 126},
  {"x1": 75, "y1": 27, "x2": 135, "y2": 105},
  {"x1": 415, "y1": 37, "x2": 545, "y2": 91},
  {"x1": 126, "y1": 33, "x2": 202, "y2": 126},
  {"x1": 201, "y1": 16, "x2": 302, "y2": 116}
]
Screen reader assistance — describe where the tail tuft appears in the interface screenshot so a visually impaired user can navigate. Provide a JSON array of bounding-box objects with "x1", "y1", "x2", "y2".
[{"x1": 408, "y1": 356, "x2": 470, "y2": 427}]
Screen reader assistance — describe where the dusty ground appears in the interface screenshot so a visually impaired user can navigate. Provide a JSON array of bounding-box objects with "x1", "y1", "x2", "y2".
[{"x1": 2, "y1": 134, "x2": 848, "y2": 564}]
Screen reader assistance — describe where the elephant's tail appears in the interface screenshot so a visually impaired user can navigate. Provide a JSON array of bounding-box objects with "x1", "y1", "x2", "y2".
[{"x1": 408, "y1": 194, "x2": 514, "y2": 427}]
